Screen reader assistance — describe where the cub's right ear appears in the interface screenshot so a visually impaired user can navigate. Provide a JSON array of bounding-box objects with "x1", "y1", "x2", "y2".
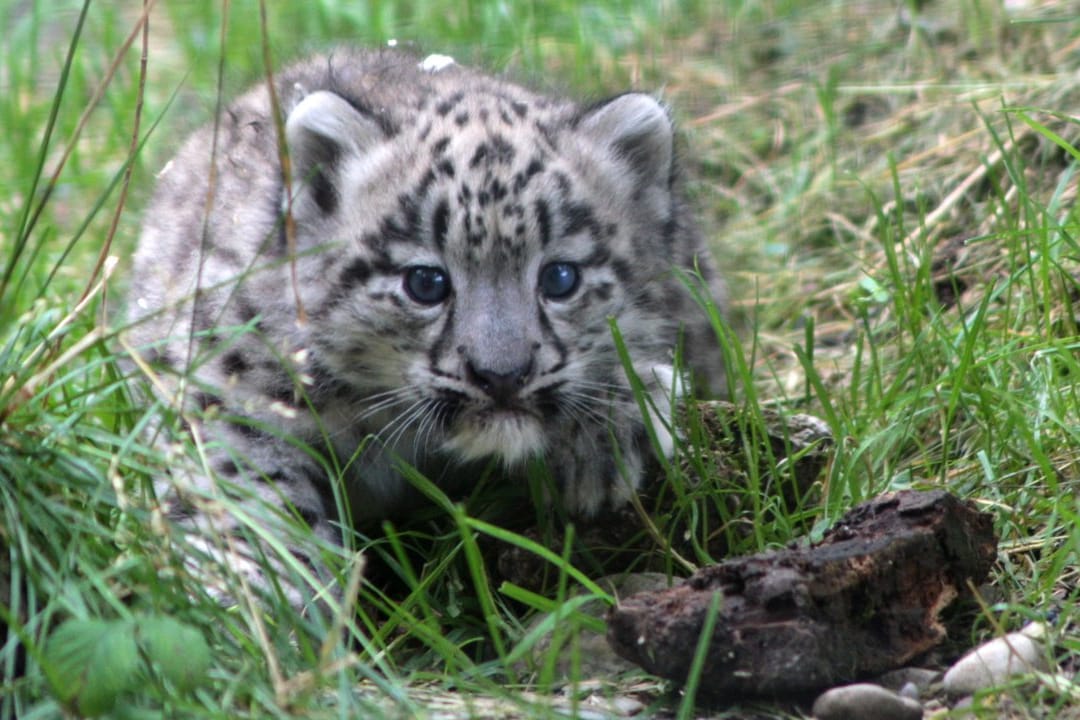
[{"x1": 285, "y1": 90, "x2": 385, "y2": 214}]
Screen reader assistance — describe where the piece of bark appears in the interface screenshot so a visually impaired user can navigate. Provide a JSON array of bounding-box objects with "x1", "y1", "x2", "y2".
[{"x1": 606, "y1": 490, "x2": 997, "y2": 700}]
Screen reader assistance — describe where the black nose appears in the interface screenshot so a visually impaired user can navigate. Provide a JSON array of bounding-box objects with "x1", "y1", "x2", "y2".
[{"x1": 465, "y1": 358, "x2": 534, "y2": 406}]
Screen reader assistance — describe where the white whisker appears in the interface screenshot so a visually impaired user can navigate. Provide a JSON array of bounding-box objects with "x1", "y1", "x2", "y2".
[
  {"x1": 326, "y1": 386, "x2": 417, "y2": 439},
  {"x1": 570, "y1": 377, "x2": 626, "y2": 394},
  {"x1": 379, "y1": 398, "x2": 433, "y2": 452},
  {"x1": 411, "y1": 399, "x2": 447, "y2": 458}
]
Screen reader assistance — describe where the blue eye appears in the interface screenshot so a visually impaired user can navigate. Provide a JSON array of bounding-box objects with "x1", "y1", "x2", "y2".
[
  {"x1": 539, "y1": 262, "x2": 580, "y2": 299},
  {"x1": 404, "y1": 266, "x2": 451, "y2": 304}
]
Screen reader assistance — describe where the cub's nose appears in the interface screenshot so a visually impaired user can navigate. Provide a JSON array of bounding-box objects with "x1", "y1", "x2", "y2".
[{"x1": 464, "y1": 357, "x2": 534, "y2": 407}]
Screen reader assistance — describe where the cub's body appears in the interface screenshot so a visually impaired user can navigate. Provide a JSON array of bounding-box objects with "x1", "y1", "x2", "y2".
[{"x1": 128, "y1": 49, "x2": 724, "y2": 581}]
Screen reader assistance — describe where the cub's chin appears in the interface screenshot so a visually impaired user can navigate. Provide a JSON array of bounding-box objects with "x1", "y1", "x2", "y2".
[{"x1": 442, "y1": 410, "x2": 547, "y2": 465}]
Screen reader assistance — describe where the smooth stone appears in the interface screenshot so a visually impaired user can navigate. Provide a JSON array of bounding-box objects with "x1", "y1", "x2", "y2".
[
  {"x1": 943, "y1": 632, "x2": 1049, "y2": 697},
  {"x1": 812, "y1": 683, "x2": 923, "y2": 720}
]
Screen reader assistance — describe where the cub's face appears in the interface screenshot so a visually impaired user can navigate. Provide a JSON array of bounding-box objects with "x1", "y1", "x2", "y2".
[{"x1": 286, "y1": 87, "x2": 681, "y2": 464}]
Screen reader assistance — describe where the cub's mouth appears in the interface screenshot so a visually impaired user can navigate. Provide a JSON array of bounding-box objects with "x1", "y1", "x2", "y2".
[{"x1": 442, "y1": 406, "x2": 547, "y2": 464}]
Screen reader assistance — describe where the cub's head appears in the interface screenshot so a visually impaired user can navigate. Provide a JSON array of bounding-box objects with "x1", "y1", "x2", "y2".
[{"x1": 284, "y1": 76, "x2": 691, "y2": 465}]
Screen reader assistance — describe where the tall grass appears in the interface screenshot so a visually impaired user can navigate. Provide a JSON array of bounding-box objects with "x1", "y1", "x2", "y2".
[{"x1": 3, "y1": 0, "x2": 1080, "y2": 718}]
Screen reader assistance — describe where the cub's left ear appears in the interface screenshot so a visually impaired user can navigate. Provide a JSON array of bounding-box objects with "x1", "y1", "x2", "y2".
[
  {"x1": 578, "y1": 93, "x2": 674, "y2": 187},
  {"x1": 285, "y1": 90, "x2": 386, "y2": 215}
]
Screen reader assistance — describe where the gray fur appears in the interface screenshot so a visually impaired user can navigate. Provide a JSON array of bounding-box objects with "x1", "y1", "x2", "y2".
[{"x1": 126, "y1": 49, "x2": 726, "y2": 591}]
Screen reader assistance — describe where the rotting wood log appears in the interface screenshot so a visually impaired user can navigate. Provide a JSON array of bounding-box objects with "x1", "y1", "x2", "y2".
[{"x1": 606, "y1": 489, "x2": 997, "y2": 700}]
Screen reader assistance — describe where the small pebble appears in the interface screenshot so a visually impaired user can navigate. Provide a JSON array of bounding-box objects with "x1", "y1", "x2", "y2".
[
  {"x1": 877, "y1": 666, "x2": 941, "y2": 694},
  {"x1": 943, "y1": 632, "x2": 1049, "y2": 697},
  {"x1": 812, "y1": 682, "x2": 923, "y2": 720},
  {"x1": 608, "y1": 695, "x2": 644, "y2": 716},
  {"x1": 1020, "y1": 621, "x2": 1047, "y2": 640}
]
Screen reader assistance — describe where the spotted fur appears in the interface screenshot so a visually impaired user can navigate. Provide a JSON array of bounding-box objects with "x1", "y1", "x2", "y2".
[{"x1": 126, "y1": 49, "x2": 725, "y2": 592}]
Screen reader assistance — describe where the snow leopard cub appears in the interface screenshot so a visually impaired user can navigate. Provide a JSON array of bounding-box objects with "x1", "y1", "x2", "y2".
[{"x1": 127, "y1": 49, "x2": 725, "y2": 592}]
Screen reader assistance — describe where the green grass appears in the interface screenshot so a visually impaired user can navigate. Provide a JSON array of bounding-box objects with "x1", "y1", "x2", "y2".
[{"x1": 3, "y1": 0, "x2": 1080, "y2": 718}]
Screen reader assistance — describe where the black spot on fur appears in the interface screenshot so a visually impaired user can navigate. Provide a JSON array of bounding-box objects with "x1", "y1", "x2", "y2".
[
  {"x1": 490, "y1": 135, "x2": 516, "y2": 164},
  {"x1": 426, "y1": 302, "x2": 456, "y2": 369},
  {"x1": 537, "y1": 307, "x2": 568, "y2": 370},
  {"x1": 511, "y1": 101, "x2": 528, "y2": 118},
  {"x1": 535, "y1": 120, "x2": 559, "y2": 149},
  {"x1": 415, "y1": 168, "x2": 437, "y2": 199},
  {"x1": 231, "y1": 420, "x2": 270, "y2": 442},
  {"x1": 562, "y1": 202, "x2": 599, "y2": 238},
  {"x1": 469, "y1": 135, "x2": 516, "y2": 169},
  {"x1": 277, "y1": 220, "x2": 288, "y2": 254},
  {"x1": 612, "y1": 257, "x2": 634, "y2": 283},
  {"x1": 469, "y1": 143, "x2": 489, "y2": 169},
  {"x1": 307, "y1": 359, "x2": 350, "y2": 396},
  {"x1": 592, "y1": 282, "x2": 614, "y2": 302},
  {"x1": 192, "y1": 295, "x2": 214, "y2": 334},
  {"x1": 222, "y1": 351, "x2": 251, "y2": 376},
  {"x1": 207, "y1": 242, "x2": 242, "y2": 267},
  {"x1": 513, "y1": 157, "x2": 545, "y2": 193},
  {"x1": 455, "y1": 111, "x2": 470, "y2": 126},
  {"x1": 662, "y1": 217, "x2": 683, "y2": 248},
  {"x1": 267, "y1": 382, "x2": 295, "y2": 404},
  {"x1": 583, "y1": 244, "x2": 612, "y2": 266},
  {"x1": 432, "y1": 136, "x2": 450, "y2": 156},
  {"x1": 215, "y1": 458, "x2": 240, "y2": 477},
  {"x1": 465, "y1": 212, "x2": 485, "y2": 246},
  {"x1": 576, "y1": 338, "x2": 595, "y2": 353},
  {"x1": 552, "y1": 172, "x2": 572, "y2": 198},
  {"x1": 384, "y1": 195, "x2": 422, "y2": 244},
  {"x1": 432, "y1": 199, "x2": 450, "y2": 250},
  {"x1": 437, "y1": 159, "x2": 455, "y2": 177},
  {"x1": 535, "y1": 200, "x2": 552, "y2": 247},
  {"x1": 340, "y1": 257, "x2": 372, "y2": 289},
  {"x1": 436, "y1": 91, "x2": 464, "y2": 117},
  {"x1": 236, "y1": 295, "x2": 260, "y2": 324}
]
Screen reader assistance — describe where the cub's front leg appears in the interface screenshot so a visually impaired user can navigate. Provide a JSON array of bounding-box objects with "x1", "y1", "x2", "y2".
[{"x1": 151, "y1": 415, "x2": 344, "y2": 610}]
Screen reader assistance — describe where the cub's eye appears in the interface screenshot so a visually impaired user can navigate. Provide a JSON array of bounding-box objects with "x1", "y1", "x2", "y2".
[
  {"x1": 539, "y1": 262, "x2": 580, "y2": 300},
  {"x1": 403, "y1": 266, "x2": 451, "y2": 304}
]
